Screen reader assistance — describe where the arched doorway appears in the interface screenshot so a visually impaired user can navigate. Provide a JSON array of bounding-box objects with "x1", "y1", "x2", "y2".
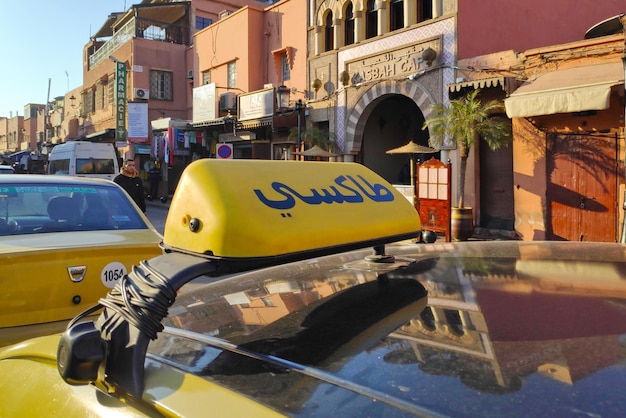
[
  {"x1": 360, "y1": 94, "x2": 436, "y2": 185},
  {"x1": 343, "y1": 80, "x2": 439, "y2": 185}
]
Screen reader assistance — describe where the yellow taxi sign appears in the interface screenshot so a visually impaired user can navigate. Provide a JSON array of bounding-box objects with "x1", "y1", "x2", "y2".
[{"x1": 163, "y1": 160, "x2": 420, "y2": 258}]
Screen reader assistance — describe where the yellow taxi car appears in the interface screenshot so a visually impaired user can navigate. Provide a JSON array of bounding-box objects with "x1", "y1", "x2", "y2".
[
  {"x1": 0, "y1": 174, "x2": 163, "y2": 346},
  {"x1": 1, "y1": 160, "x2": 626, "y2": 417}
]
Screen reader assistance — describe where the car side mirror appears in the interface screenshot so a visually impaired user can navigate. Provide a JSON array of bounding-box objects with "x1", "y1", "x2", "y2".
[{"x1": 57, "y1": 321, "x2": 105, "y2": 385}]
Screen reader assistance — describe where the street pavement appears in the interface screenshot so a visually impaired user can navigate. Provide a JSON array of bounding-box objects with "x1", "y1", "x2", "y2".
[{"x1": 145, "y1": 198, "x2": 170, "y2": 235}]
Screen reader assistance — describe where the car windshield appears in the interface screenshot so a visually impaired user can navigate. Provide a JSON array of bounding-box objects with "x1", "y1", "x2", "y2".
[{"x1": 0, "y1": 183, "x2": 149, "y2": 235}]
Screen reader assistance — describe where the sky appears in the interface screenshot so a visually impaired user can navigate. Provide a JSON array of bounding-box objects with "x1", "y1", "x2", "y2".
[{"x1": 0, "y1": 1, "x2": 128, "y2": 118}]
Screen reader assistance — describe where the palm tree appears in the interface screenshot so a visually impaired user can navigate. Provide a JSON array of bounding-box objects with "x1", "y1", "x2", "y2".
[
  {"x1": 288, "y1": 127, "x2": 340, "y2": 153},
  {"x1": 422, "y1": 89, "x2": 511, "y2": 209}
]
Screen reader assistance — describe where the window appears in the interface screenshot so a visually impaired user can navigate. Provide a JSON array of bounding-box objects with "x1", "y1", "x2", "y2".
[
  {"x1": 202, "y1": 70, "x2": 211, "y2": 85},
  {"x1": 0, "y1": 184, "x2": 149, "y2": 235},
  {"x1": 281, "y1": 52, "x2": 290, "y2": 82},
  {"x1": 444, "y1": 309, "x2": 465, "y2": 336},
  {"x1": 366, "y1": 0, "x2": 377, "y2": 39},
  {"x1": 76, "y1": 158, "x2": 115, "y2": 175},
  {"x1": 417, "y1": 0, "x2": 433, "y2": 22},
  {"x1": 344, "y1": 3, "x2": 355, "y2": 46},
  {"x1": 420, "y1": 306, "x2": 436, "y2": 330},
  {"x1": 195, "y1": 16, "x2": 212, "y2": 30},
  {"x1": 49, "y1": 159, "x2": 70, "y2": 175},
  {"x1": 107, "y1": 84, "x2": 114, "y2": 114},
  {"x1": 227, "y1": 61, "x2": 236, "y2": 88},
  {"x1": 324, "y1": 11, "x2": 334, "y2": 52},
  {"x1": 150, "y1": 70, "x2": 173, "y2": 100},
  {"x1": 86, "y1": 89, "x2": 95, "y2": 115},
  {"x1": 97, "y1": 83, "x2": 107, "y2": 110},
  {"x1": 390, "y1": 0, "x2": 404, "y2": 31}
]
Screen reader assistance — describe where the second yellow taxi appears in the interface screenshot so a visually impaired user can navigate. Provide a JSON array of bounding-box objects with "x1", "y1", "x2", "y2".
[{"x1": 0, "y1": 174, "x2": 163, "y2": 346}]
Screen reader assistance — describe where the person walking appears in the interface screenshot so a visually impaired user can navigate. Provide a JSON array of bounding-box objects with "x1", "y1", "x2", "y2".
[{"x1": 114, "y1": 159, "x2": 146, "y2": 214}]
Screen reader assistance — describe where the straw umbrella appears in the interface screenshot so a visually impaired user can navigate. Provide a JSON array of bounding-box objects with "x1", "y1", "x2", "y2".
[
  {"x1": 386, "y1": 140, "x2": 437, "y2": 206},
  {"x1": 294, "y1": 145, "x2": 338, "y2": 160}
]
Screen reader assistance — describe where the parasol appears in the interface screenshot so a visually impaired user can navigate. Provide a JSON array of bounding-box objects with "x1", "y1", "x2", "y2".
[
  {"x1": 386, "y1": 140, "x2": 437, "y2": 205},
  {"x1": 294, "y1": 145, "x2": 338, "y2": 158}
]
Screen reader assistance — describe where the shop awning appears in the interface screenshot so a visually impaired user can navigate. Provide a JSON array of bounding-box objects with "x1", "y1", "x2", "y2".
[
  {"x1": 239, "y1": 117, "x2": 273, "y2": 130},
  {"x1": 85, "y1": 128, "x2": 116, "y2": 142},
  {"x1": 504, "y1": 62, "x2": 624, "y2": 118},
  {"x1": 447, "y1": 76, "x2": 509, "y2": 93},
  {"x1": 192, "y1": 117, "x2": 227, "y2": 128}
]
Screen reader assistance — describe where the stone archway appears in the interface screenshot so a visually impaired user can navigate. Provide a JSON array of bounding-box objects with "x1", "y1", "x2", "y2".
[{"x1": 344, "y1": 79, "x2": 436, "y2": 156}]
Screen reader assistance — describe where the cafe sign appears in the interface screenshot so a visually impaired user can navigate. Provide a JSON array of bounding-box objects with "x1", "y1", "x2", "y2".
[{"x1": 346, "y1": 38, "x2": 441, "y2": 84}]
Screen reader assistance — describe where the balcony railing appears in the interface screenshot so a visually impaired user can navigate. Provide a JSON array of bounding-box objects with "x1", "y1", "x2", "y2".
[
  {"x1": 89, "y1": 17, "x2": 190, "y2": 68},
  {"x1": 89, "y1": 19, "x2": 135, "y2": 68}
]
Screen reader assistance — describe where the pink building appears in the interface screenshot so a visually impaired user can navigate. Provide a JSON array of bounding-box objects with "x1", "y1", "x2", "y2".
[
  {"x1": 191, "y1": 0, "x2": 307, "y2": 160},
  {"x1": 307, "y1": 0, "x2": 624, "y2": 240},
  {"x1": 66, "y1": 0, "x2": 273, "y2": 192},
  {"x1": 457, "y1": 0, "x2": 624, "y2": 59}
]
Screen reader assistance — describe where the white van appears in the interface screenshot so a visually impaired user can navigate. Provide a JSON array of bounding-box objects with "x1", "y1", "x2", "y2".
[{"x1": 47, "y1": 141, "x2": 120, "y2": 180}]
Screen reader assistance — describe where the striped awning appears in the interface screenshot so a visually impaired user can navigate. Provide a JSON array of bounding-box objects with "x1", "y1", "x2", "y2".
[
  {"x1": 447, "y1": 76, "x2": 509, "y2": 93},
  {"x1": 239, "y1": 118, "x2": 273, "y2": 130},
  {"x1": 191, "y1": 117, "x2": 228, "y2": 128},
  {"x1": 504, "y1": 62, "x2": 624, "y2": 118}
]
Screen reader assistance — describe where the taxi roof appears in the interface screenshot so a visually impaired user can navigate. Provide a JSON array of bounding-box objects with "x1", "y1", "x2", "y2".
[
  {"x1": 5, "y1": 240, "x2": 626, "y2": 417},
  {"x1": 55, "y1": 159, "x2": 423, "y2": 398}
]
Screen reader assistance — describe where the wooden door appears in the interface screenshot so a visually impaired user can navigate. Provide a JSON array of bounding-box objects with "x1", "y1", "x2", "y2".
[{"x1": 548, "y1": 134, "x2": 618, "y2": 242}]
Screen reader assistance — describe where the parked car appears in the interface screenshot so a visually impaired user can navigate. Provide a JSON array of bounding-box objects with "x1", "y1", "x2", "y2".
[
  {"x1": 0, "y1": 174, "x2": 163, "y2": 346},
  {"x1": 1, "y1": 160, "x2": 625, "y2": 417},
  {"x1": 0, "y1": 165, "x2": 14, "y2": 174}
]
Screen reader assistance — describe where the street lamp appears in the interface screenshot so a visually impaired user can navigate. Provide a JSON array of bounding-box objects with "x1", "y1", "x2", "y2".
[
  {"x1": 276, "y1": 85, "x2": 305, "y2": 157},
  {"x1": 276, "y1": 84, "x2": 290, "y2": 111}
]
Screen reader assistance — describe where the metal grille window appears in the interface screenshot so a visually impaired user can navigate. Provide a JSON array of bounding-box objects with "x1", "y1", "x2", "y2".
[
  {"x1": 227, "y1": 61, "x2": 236, "y2": 88},
  {"x1": 107, "y1": 84, "x2": 114, "y2": 113},
  {"x1": 97, "y1": 83, "x2": 107, "y2": 110},
  {"x1": 202, "y1": 70, "x2": 211, "y2": 85},
  {"x1": 86, "y1": 90, "x2": 95, "y2": 115},
  {"x1": 281, "y1": 53, "x2": 290, "y2": 82},
  {"x1": 150, "y1": 70, "x2": 173, "y2": 100}
]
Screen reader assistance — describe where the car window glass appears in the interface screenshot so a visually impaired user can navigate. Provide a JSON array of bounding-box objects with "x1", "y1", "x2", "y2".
[
  {"x1": 49, "y1": 159, "x2": 70, "y2": 175},
  {"x1": 0, "y1": 183, "x2": 148, "y2": 235},
  {"x1": 76, "y1": 158, "x2": 116, "y2": 175}
]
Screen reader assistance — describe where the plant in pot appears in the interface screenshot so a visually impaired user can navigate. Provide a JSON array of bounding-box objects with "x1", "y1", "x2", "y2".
[{"x1": 422, "y1": 89, "x2": 511, "y2": 241}]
